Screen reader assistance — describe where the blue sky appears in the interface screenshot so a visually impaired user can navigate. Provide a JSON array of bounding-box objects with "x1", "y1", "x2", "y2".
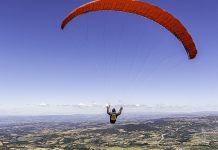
[{"x1": 0, "y1": 0, "x2": 218, "y2": 114}]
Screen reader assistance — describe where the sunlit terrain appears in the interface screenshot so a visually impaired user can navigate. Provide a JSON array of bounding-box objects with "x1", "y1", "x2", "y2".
[{"x1": 1, "y1": 113, "x2": 218, "y2": 150}]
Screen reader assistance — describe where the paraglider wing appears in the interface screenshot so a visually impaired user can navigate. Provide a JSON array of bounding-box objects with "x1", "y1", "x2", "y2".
[{"x1": 61, "y1": 0, "x2": 197, "y2": 59}]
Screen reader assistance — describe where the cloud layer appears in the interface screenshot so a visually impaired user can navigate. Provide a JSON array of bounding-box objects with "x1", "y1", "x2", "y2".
[{"x1": 0, "y1": 102, "x2": 218, "y2": 115}]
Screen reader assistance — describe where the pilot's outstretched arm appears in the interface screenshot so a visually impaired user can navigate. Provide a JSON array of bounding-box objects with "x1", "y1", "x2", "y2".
[
  {"x1": 117, "y1": 106, "x2": 123, "y2": 116},
  {"x1": 107, "y1": 105, "x2": 111, "y2": 115}
]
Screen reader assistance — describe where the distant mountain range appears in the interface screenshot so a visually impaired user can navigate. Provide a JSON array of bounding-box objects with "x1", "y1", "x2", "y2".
[{"x1": 1, "y1": 111, "x2": 218, "y2": 125}]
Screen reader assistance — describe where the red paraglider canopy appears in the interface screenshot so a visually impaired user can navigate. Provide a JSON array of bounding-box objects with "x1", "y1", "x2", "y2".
[{"x1": 61, "y1": 0, "x2": 197, "y2": 59}]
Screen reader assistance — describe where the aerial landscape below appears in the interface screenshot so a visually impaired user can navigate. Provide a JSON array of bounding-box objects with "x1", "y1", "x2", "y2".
[{"x1": 0, "y1": 114, "x2": 218, "y2": 150}]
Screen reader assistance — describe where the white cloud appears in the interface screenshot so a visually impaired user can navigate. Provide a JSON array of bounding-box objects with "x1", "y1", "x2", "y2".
[
  {"x1": 135, "y1": 104, "x2": 140, "y2": 107},
  {"x1": 39, "y1": 102, "x2": 48, "y2": 107},
  {"x1": 1, "y1": 103, "x2": 218, "y2": 116},
  {"x1": 78, "y1": 103, "x2": 86, "y2": 106}
]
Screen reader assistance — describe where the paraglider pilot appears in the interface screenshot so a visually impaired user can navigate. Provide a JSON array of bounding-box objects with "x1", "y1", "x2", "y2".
[{"x1": 107, "y1": 105, "x2": 123, "y2": 124}]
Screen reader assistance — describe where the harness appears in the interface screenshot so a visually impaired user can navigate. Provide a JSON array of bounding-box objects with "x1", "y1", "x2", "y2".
[{"x1": 111, "y1": 113, "x2": 117, "y2": 121}]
